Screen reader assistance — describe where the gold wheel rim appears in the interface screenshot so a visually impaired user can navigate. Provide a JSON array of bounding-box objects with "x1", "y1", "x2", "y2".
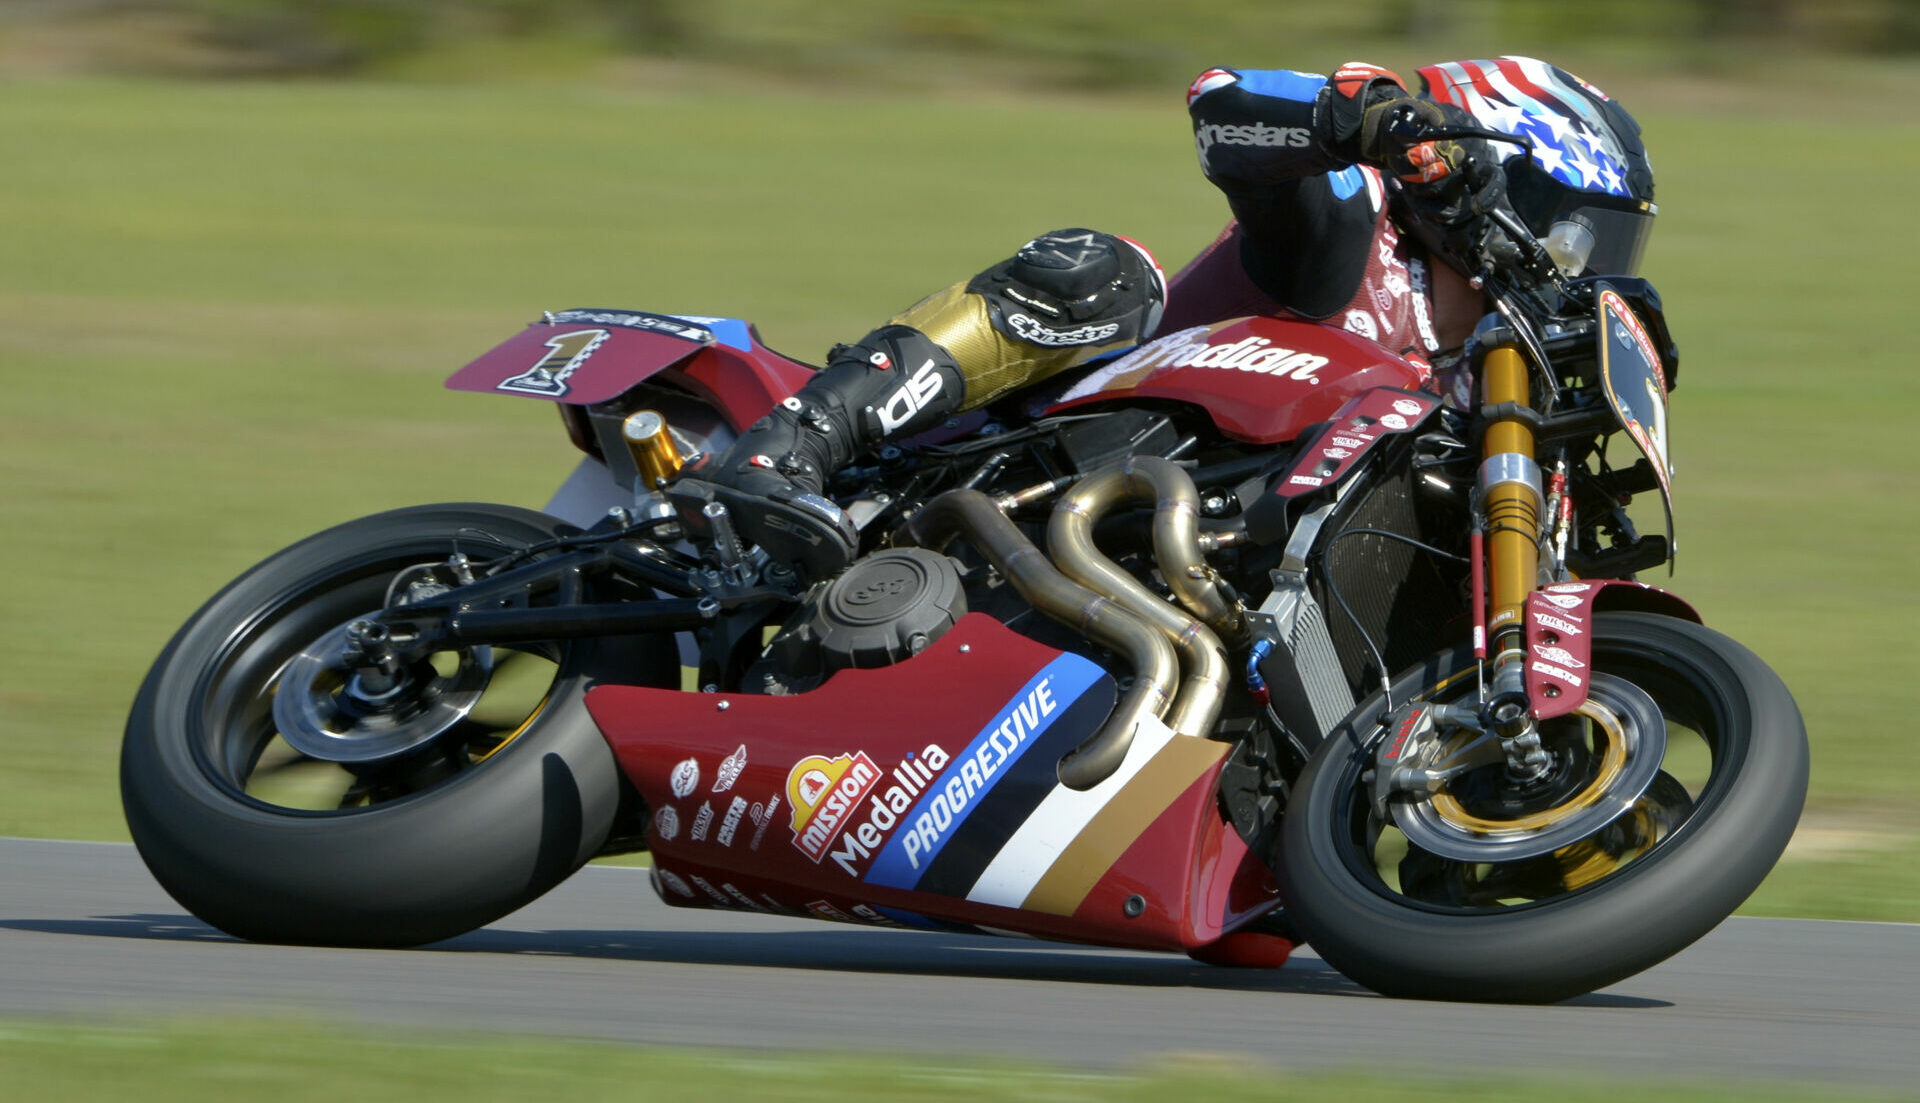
[{"x1": 1427, "y1": 698, "x2": 1629, "y2": 834}]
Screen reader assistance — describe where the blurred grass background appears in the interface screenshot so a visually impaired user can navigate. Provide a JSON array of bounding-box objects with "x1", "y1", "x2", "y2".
[
  {"x1": 0, "y1": 0, "x2": 1916, "y2": 921},
  {"x1": 5, "y1": 1017, "x2": 1914, "y2": 1103}
]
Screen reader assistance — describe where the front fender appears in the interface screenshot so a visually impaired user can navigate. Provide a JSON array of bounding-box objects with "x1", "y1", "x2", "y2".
[{"x1": 1525, "y1": 579, "x2": 1701, "y2": 719}]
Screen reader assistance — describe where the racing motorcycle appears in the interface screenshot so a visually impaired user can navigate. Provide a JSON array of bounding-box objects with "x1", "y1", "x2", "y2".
[{"x1": 122, "y1": 202, "x2": 1808, "y2": 1004}]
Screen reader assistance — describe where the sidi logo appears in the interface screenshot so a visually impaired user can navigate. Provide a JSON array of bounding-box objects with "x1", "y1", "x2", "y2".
[{"x1": 876, "y1": 359, "x2": 945, "y2": 434}]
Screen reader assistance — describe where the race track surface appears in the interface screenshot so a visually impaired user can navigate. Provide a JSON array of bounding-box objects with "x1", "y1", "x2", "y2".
[{"x1": 3, "y1": 837, "x2": 1916, "y2": 1086}]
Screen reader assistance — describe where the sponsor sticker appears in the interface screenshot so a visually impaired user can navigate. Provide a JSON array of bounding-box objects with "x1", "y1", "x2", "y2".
[
  {"x1": 1008, "y1": 313, "x2": 1120, "y2": 347},
  {"x1": 711, "y1": 744, "x2": 747, "y2": 793},
  {"x1": 1545, "y1": 582, "x2": 1592, "y2": 594},
  {"x1": 1332, "y1": 435, "x2": 1366, "y2": 449},
  {"x1": 1322, "y1": 446, "x2": 1353, "y2": 460},
  {"x1": 653, "y1": 805, "x2": 680, "y2": 842},
  {"x1": 1534, "y1": 644, "x2": 1587, "y2": 669},
  {"x1": 669, "y1": 757, "x2": 700, "y2": 798},
  {"x1": 1379, "y1": 413, "x2": 1409, "y2": 430},
  {"x1": 689, "y1": 801, "x2": 714, "y2": 842},
  {"x1": 495, "y1": 329, "x2": 610, "y2": 398},
  {"x1": 1288, "y1": 475, "x2": 1324, "y2": 487},
  {"x1": 788, "y1": 752, "x2": 885, "y2": 862},
  {"x1": 1344, "y1": 310, "x2": 1379, "y2": 341},
  {"x1": 864, "y1": 658, "x2": 1102, "y2": 889},
  {"x1": 1392, "y1": 398, "x2": 1422, "y2": 416},
  {"x1": 806, "y1": 746, "x2": 953, "y2": 877},
  {"x1": 1531, "y1": 611, "x2": 1585, "y2": 636},
  {"x1": 655, "y1": 868, "x2": 694, "y2": 899},
  {"x1": 1541, "y1": 592, "x2": 1584, "y2": 610},
  {"x1": 1531, "y1": 661, "x2": 1584, "y2": 688},
  {"x1": 1106, "y1": 326, "x2": 1330, "y2": 383},
  {"x1": 717, "y1": 795, "x2": 749, "y2": 847},
  {"x1": 687, "y1": 875, "x2": 730, "y2": 905},
  {"x1": 748, "y1": 796, "x2": 781, "y2": 851}
]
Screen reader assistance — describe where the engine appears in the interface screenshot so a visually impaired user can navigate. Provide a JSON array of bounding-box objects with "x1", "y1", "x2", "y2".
[{"x1": 750, "y1": 548, "x2": 967, "y2": 693}]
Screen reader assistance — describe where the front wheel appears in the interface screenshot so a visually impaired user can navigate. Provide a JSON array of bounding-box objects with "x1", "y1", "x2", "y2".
[
  {"x1": 1279, "y1": 612, "x2": 1808, "y2": 1003},
  {"x1": 122, "y1": 503, "x2": 675, "y2": 947}
]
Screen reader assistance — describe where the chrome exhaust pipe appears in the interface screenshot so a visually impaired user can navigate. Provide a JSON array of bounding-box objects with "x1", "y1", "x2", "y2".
[
  {"x1": 906, "y1": 488, "x2": 1177, "y2": 790},
  {"x1": 1048, "y1": 457, "x2": 1230, "y2": 739}
]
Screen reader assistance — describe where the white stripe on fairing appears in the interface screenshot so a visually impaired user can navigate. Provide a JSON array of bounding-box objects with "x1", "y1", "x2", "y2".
[{"x1": 964, "y1": 715, "x2": 1179, "y2": 909}]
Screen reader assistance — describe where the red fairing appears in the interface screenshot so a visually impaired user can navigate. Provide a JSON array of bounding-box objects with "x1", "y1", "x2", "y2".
[
  {"x1": 1525, "y1": 580, "x2": 1703, "y2": 719},
  {"x1": 1041, "y1": 316, "x2": 1428, "y2": 444},
  {"x1": 444, "y1": 313, "x2": 816, "y2": 431},
  {"x1": 585, "y1": 614, "x2": 1248, "y2": 950},
  {"x1": 1271, "y1": 387, "x2": 1439, "y2": 499}
]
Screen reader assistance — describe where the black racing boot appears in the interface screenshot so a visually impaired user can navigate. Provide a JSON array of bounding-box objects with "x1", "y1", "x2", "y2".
[{"x1": 670, "y1": 324, "x2": 966, "y2": 579}]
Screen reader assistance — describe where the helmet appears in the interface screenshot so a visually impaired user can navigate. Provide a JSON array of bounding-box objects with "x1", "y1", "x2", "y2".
[{"x1": 1417, "y1": 57, "x2": 1656, "y2": 276}]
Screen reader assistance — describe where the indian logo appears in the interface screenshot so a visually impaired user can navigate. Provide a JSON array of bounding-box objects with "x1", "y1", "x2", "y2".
[
  {"x1": 495, "y1": 329, "x2": 609, "y2": 397},
  {"x1": 787, "y1": 752, "x2": 882, "y2": 862}
]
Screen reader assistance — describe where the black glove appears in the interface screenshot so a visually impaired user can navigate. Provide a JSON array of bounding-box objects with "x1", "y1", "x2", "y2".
[{"x1": 1357, "y1": 96, "x2": 1509, "y2": 233}]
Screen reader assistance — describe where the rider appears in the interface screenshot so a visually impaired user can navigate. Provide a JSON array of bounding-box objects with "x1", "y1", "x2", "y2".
[{"x1": 671, "y1": 57, "x2": 1658, "y2": 577}]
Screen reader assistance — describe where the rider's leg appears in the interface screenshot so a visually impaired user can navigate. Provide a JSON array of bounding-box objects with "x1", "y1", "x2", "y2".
[{"x1": 673, "y1": 228, "x2": 1165, "y2": 578}]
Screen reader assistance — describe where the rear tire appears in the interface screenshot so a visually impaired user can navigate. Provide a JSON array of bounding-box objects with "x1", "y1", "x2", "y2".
[
  {"x1": 1279, "y1": 613, "x2": 1808, "y2": 1002},
  {"x1": 121, "y1": 503, "x2": 673, "y2": 947}
]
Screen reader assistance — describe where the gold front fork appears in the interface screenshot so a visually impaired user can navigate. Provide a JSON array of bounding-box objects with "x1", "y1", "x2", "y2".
[
  {"x1": 1478, "y1": 345, "x2": 1545, "y2": 739},
  {"x1": 1481, "y1": 347, "x2": 1540, "y2": 636}
]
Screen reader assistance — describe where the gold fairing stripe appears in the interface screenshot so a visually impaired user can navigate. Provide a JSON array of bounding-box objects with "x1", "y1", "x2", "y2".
[
  {"x1": 890, "y1": 283, "x2": 1141, "y2": 410},
  {"x1": 1019, "y1": 735, "x2": 1228, "y2": 916}
]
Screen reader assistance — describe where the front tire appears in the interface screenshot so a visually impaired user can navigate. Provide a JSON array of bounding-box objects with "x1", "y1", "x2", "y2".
[
  {"x1": 122, "y1": 503, "x2": 673, "y2": 947},
  {"x1": 1279, "y1": 613, "x2": 1808, "y2": 1002}
]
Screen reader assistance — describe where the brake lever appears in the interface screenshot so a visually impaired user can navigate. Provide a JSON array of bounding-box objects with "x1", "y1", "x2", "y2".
[{"x1": 1482, "y1": 207, "x2": 1562, "y2": 292}]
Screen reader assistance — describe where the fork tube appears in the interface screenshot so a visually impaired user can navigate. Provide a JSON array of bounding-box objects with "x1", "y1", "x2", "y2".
[
  {"x1": 1478, "y1": 345, "x2": 1545, "y2": 734},
  {"x1": 1481, "y1": 347, "x2": 1541, "y2": 632}
]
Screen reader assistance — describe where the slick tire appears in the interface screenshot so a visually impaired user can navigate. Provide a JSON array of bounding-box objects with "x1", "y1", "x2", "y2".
[
  {"x1": 121, "y1": 503, "x2": 672, "y2": 948},
  {"x1": 1279, "y1": 613, "x2": 1809, "y2": 1003}
]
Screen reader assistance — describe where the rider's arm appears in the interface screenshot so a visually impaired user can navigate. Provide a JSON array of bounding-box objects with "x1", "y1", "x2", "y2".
[
  {"x1": 1182, "y1": 64, "x2": 1409, "y2": 319},
  {"x1": 1185, "y1": 63, "x2": 1412, "y2": 188}
]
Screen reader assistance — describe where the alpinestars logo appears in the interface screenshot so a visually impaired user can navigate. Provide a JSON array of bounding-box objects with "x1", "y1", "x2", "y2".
[
  {"x1": 1194, "y1": 120, "x2": 1312, "y2": 166},
  {"x1": 1008, "y1": 313, "x2": 1120, "y2": 348}
]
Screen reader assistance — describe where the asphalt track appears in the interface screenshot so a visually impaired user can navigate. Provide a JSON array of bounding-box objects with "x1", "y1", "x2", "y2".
[{"x1": 4, "y1": 838, "x2": 1918, "y2": 1087}]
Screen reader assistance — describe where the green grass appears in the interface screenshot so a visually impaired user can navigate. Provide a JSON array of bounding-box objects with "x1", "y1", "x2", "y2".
[
  {"x1": 2, "y1": 1018, "x2": 1911, "y2": 1103},
  {"x1": 1, "y1": 73, "x2": 1916, "y2": 914}
]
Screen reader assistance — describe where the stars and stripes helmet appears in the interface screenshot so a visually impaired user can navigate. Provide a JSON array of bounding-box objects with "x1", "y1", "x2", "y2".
[{"x1": 1418, "y1": 57, "x2": 1657, "y2": 276}]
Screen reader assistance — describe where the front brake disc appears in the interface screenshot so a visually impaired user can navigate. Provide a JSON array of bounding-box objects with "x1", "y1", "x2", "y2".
[{"x1": 1390, "y1": 673, "x2": 1668, "y2": 862}]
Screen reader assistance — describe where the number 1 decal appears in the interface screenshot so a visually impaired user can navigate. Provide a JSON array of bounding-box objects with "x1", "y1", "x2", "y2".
[{"x1": 496, "y1": 329, "x2": 610, "y2": 397}]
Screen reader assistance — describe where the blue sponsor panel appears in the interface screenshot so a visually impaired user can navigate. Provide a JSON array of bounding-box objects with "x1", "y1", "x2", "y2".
[
  {"x1": 863, "y1": 654, "x2": 1106, "y2": 890},
  {"x1": 667, "y1": 314, "x2": 754, "y2": 351}
]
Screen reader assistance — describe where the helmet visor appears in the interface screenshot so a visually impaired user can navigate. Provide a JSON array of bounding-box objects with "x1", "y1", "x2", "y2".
[{"x1": 1567, "y1": 204, "x2": 1655, "y2": 277}]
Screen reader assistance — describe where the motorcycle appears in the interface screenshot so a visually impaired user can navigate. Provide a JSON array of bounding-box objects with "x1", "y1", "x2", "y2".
[{"x1": 122, "y1": 203, "x2": 1808, "y2": 1004}]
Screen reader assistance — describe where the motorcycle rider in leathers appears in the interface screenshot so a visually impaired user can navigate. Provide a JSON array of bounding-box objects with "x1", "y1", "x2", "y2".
[{"x1": 672, "y1": 58, "x2": 1658, "y2": 578}]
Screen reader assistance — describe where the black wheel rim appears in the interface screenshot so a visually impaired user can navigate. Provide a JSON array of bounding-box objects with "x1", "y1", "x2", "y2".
[{"x1": 186, "y1": 545, "x2": 566, "y2": 816}]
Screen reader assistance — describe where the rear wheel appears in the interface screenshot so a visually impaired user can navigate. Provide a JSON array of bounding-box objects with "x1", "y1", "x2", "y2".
[
  {"x1": 121, "y1": 503, "x2": 674, "y2": 947},
  {"x1": 1279, "y1": 612, "x2": 1808, "y2": 1002}
]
